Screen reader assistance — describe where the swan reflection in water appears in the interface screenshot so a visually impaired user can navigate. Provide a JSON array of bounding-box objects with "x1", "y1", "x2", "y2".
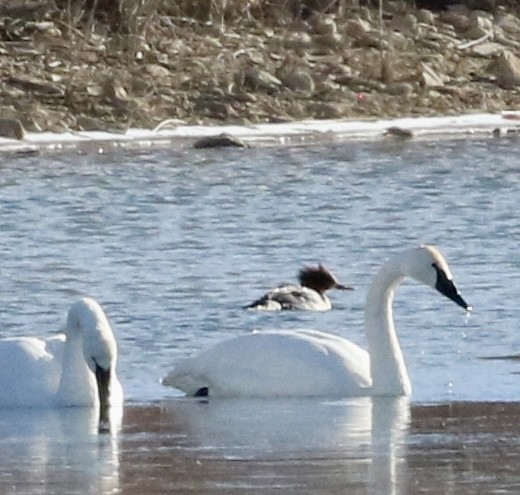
[
  {"x1": 0, "y1": 407, "x2": 121, "y2": 495},
  {"x1": 164, "y1": 396, "x2": 410, "y2": 494}
]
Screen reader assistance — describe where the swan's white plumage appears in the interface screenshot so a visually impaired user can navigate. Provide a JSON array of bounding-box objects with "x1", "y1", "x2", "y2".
[
  {"x1": 0, "y1": 335, "x2": 65, "y2": 407},
  {"x1": 0, "y1": 298, "x2": 123, "y2": 412},
  {"x1": 165, "y1": 330, "x2": 371, "y2": 397},
  {"x1": 163, "y1": 245, "x2": 470, "y2": 398}
]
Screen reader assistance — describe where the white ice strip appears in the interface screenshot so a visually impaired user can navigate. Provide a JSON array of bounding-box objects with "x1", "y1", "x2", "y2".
[{"x1": 1, "y1": 112, "x2": 519, "y2": 152}]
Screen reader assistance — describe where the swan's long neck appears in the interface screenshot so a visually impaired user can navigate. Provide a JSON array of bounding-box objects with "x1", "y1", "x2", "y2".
[
  {"x1": 56, "y1": 331, "x2": 97, "y2": 407},
  {"x1": 364, "y1": 260, "x2": 412, "y2": 396}
]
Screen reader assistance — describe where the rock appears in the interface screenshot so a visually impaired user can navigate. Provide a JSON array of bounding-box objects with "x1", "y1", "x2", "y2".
[
  {"x1": 102, "y1": 80, "x2": 128, "y2": 100},
  {"x1": 437, "y1": 23, "x2": 458, "y2": 39},
  {"x1": 144, "y1": 64, "x2": 171, "y2": 78},
  {"x1": 195, "y1": 100, "x2": 238, "y2": 119},
  {"x1": 242, "y1": 67, "x2": 282, "y2": 92},
  {"x1": 384, "y1": 82, "x2": 415, "y2": 96},
  {"x1": 384, "y1": 126, "x2": 414, "y2": 138},
  {"x1": 0, "y1": 118, "x2": 26, "y2": 140},
  {"x1": 0, "y1": 106, "x2": 21, "y2": 120},
  {"x1": 470, "y1": 42, "x2": 503, "y2": 57},
  {"x1": 232, "y1": 92, "x2": 258, "y2": 104},
  {"x1": 465, "y1": 13, "x2": 493, "y2": 39},
  {"x1": 468, "y1": 0, "x2": 496, "y2": 10},
  {"x1": 314, "y1": 78, "x2": 341, "y2": 93},
  {"x1": 309, "y1": 102, "x2": 349, "y2": 119},
  {"x1": 313, "y1": 32, "x2": 344, "y2": 50},
  {"x1": 280, "y1": 69, "x2": 315, "y2": 93},
  {"x1": 416, "y1": 9, "x2": 436, "y2": 25},
  {"x1": 357, "y1": 6, "x2": 372, "y2": 21},
  {"x1": 353, "y1": 32, "x2": 388, "y2": 49},
  {"x1": 7, "y1": 76, "x2": 65, "y2": 96},
  {"x1": 465, "y1": 24, "x2": 491, "y2": 39},
  {"x1": 76, "y1": 116, "x2": 118, "y2": 131},
  {"x1": 282, "y1": 31, "x2": 313, "y2": 50},
  {"x1": 492, "y1": 51, "x2": 520, "y2": 89},
  {"x1": 344, "y1": 18, "x2": 372, "y2": 39},
  {"x1": 336, "y1": 74, "x2": 383, "y2": 92},
  {"x1": 31, "y1": 20, "x2": 61, "y2": 37},
  {"x1": 193, "y1": 133, "x2": 248, "y2": 149},
  {"x1": 502, "y1": 111, "x2": 520, "y2": 120},
  {"x1": 420, "y1": 63, "x2": 449, "y2": 88},
  {"x1": 31, "y1": 108, "x2": 73, "y2": 132},
  {"x1": 86, "y1": 84, "x2": 103, "y2": 97},
  {"x1": 389, "y1": 14, "x2": 418, "y2": 34},
  {"x1": 310, "y1": 15, "x2": 337, "y2": 36},
  {"x1": 385, "y1": 31, "x2": 412, "y2": 50},
  {"x1": 422, "y1": 30, "x2": 457, "y2": 50},
  {"x1": 381, "y1": 53, "x2": 395, "y2": 83},
  {"x1": 439, "y1": 11, "x2": 471, "y2": 32},
  {"x1": 496, "y1": 13, "x2": 520, "y2": 36},
  {"x1": 468, "y1": 11, "x2": 493, "y2": 30}
]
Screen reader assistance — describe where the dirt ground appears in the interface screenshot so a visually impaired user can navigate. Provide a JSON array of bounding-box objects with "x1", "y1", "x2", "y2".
[{"x1": 1, "y1": 0, "x2": 520, "y2": 135}]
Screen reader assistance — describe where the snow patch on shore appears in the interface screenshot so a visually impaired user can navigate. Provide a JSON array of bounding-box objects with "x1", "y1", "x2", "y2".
[{"x1": 1, "y1": 112, "x2": 519, "y2": 153}]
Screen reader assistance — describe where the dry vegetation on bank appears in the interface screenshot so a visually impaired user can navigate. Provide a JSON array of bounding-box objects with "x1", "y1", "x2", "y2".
[{"x1": 2, "y1": 0, "x2": 520, "y2": 134}]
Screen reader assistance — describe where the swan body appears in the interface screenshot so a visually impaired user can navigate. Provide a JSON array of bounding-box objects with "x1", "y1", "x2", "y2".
[
  {"x1": 163, "y1": 245, "x2": 470, "y2": 397},
  {"x1": 245, "y1": 264, "x2": 352, "y2": 311},
  {"x1": 0, "y1": 298, "x2": 123, "y2": 431},
  {"x1": 164, "y1": 329, "x2": 370, "y2": 397}
]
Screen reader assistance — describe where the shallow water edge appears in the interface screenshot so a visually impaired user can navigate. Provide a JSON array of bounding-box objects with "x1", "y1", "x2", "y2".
[
  {"x1": 3, "y1": 400, "x2": 520, "y2": 495},
  {"x1": 120, "y1": 400, "x2": 520, "y2": 495}
]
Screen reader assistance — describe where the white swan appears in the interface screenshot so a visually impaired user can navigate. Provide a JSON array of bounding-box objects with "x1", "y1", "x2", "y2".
[
  {"x1": 163, "y1": 245, "x2": 471, "y2": 397},
  {"x1": 0, "y1": 298, "x2": 123, "y2": 432},
  {"x1": 244, "y1": 264, "x2": 353, "y2": 311}
]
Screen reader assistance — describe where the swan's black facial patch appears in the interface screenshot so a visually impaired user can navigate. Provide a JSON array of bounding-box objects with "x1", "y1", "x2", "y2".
[
  {"x1": 194, "y1": 387, "x2": 209, "y2": 397},
  {"x1": 433, "y1": 263, "x2": 470, "y2": 310}
]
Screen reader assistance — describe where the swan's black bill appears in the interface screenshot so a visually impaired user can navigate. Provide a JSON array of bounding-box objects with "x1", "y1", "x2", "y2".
[
  {"x1": 434, "y1": 264, "x2": 471, "y2": 311},
  {"x1": 94, "y1": 362, "x2": 111, "y2": 434}
]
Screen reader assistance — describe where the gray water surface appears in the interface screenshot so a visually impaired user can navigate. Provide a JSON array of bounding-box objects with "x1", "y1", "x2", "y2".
[
  {"x1": 1, "y1": 137, "x2": 520, "y2": 493},
  {"x1": 2, "y1": 138, "x2": 518, "y2": 403}
]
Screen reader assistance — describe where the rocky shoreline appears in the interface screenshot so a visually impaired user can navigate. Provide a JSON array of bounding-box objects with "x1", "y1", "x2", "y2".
[{"x1": 2, "y1": 1, "x2": 520, "y2": 138}]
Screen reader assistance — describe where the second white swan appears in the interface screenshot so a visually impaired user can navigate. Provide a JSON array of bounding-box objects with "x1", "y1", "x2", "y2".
[
  {"x1": 162, "y1": 245, "x2": 471, "y2": 397},
  {"x1": 0, "y1": 298, "x2": 123, "y2": 432}
]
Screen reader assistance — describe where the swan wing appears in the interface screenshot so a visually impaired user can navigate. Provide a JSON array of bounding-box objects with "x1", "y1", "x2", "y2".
[
  {"x1": 0, "y1": 335, "x2": 65, "y2": 407},
  {"x1": 163, "y1": 330, "x2": 371, "y2": 397}
]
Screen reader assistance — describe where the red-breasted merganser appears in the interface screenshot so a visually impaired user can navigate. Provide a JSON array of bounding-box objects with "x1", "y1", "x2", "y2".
[{"x1": 244, "y1": 264, "x2": 353, "y2": 311}]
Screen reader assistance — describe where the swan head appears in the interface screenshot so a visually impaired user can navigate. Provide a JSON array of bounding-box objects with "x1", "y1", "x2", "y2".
[
  {"x1": 404, "y1": 245, "x2": 471, "y2": 311},
  {"x1": 66, "y1": 297, "x2": 119, "y2": 432},
  {"x1": 298, "y1": 264, "x2": 353, "y2": 294}
]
